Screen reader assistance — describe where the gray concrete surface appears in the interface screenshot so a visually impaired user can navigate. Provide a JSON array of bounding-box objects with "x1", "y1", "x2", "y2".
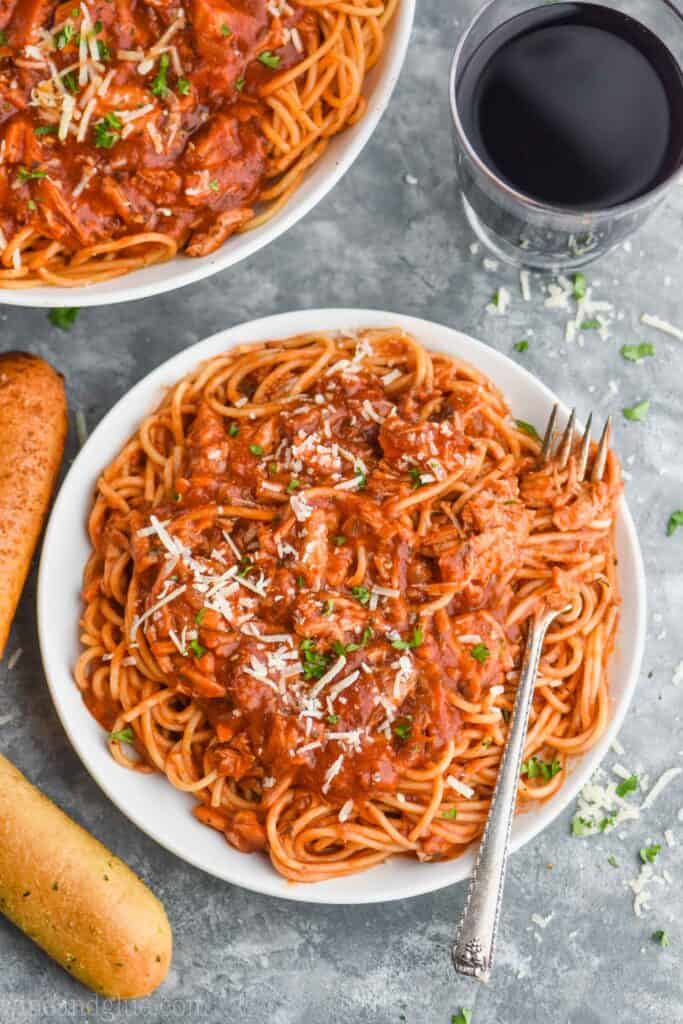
[{"x1": 1, "y1": 1, "x2": 682, "y2": 1021}]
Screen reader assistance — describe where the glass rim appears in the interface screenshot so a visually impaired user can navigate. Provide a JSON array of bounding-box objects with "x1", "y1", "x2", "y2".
[{"x1": 448, "y1": 0, "x2": 683, "y2": 223}]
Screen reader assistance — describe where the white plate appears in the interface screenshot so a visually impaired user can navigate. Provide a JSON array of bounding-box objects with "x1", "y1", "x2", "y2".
[
  {"x1": 0, "y1": 4, "x2": 414, "y2": 309},
  {"x1": 38, "y1": 309, "x2": 647, "y2": 904}
]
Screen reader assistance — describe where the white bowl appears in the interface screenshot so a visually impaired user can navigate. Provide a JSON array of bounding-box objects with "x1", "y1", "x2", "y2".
[
  {"x1": 37, "y1": 309, "x2": 646, "y2": 904},
  {"x1": 0, "y1": 6, "x2": 414, "y2": 310}
]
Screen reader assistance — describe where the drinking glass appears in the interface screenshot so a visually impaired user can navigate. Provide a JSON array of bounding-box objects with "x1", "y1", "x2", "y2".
[{"x1": 449, "y1": 0, "x2": 683, "y2": 270}]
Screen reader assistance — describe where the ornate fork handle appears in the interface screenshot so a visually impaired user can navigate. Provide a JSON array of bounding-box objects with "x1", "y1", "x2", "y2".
[{"x1": 452, "y1": 607, "x2": 560, "y2": 981}]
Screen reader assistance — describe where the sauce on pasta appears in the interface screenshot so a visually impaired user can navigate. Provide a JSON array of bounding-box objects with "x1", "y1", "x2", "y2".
[{"x1": 77, "y1": 328, "x2": 622, "y2": 880}]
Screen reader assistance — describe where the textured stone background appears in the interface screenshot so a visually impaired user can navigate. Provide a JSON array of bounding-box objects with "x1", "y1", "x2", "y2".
[{"x1": 1, "y1": 1, "x2": 682, "y2": 1021}]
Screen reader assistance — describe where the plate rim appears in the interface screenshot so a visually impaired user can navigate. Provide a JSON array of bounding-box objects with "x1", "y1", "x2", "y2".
[
  {"x1": 37, "y1": 308, "x2": 647, "y2": 904},
  {"x1": 0, "y1": 2, "x2": 415, "y2": 309}
]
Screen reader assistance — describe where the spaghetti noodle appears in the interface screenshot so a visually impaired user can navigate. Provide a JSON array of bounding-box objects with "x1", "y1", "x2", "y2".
[
  {"x1": 76, "y1": 327, "x2": 622, "y2": 882},
  {"x1": 0, "y1": 0, "x2": 397, "y2": 289}
]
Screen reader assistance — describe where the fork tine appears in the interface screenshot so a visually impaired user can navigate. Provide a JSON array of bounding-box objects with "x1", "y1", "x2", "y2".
[
  {"x1": 576, "y1": 412, "x2": 593, "y2": 482},
  {"x1": 540, "y1": 404, "x2": 558, "y2": 464},
  {"x1": 591, "y1": 416, "x2": 612, "y2": 482},
  {"x1": 556, "y1": 408, "x2": 576, "y2": 469}
]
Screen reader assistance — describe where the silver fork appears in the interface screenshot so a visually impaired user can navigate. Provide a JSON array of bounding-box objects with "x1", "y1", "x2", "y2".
[{"x1": 451, "y1": 405, "x2": 612, "y2": 982}]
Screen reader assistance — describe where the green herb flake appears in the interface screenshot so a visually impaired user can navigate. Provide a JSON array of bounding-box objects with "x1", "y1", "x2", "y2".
[
  {"x1": 300, "y1": 639, "x2": 329, "y2": 681},
  {"x1": 0, "y1": 31, "x2": 8, "y2": 46},
  {"x1": 93, "y1": 111, "x2": 123, "y2": 148},
  {"x1": 326, "y1": 714, "x2": 339, "y2": 725},
  {"x1": 652, "y1": 929, "x2": 670, "y2": 948},
  {"x1": 391, "y1": 627, "x2": 423, "y2": 651},
  {"x1": 322, "y1": 599, "x2": 334, "y2": 617},
  {"x1": 189, "y1": 638, "x2": 206, "y2": 659},
  {"x1": 452, "y1": 1011, "x2": 473, "y2": 1024},
  {"x1": 470, "y1": 643, "x2": 490, "y2": 664},
  {"x1": 615, "y1": 774, "x2": 638, "y2": 798},
  {"x1": 228, "y1": 422, "x2": 239, "y2": 437},
  {"x1": 580, "y1": 318, "x2": 601, "y2": 331},
  {"x1": 235, "y1": 75, "x2": 245, "y2": 92},
  {"x1": 333, "y1": 535, "x2": 346, "y2": 546},
  {"x1": 621, "y1": 342, "x2": 655, "y2": 363},
  {"x1": 441, "y1": 807, "x2": 458, "y2": 820},
  {"x1": 249, "y1": 443, "x2": 264, "y2": 456},
  {"x1": 622, "y1": 400, "x2": 650, "y2": 423},
  {"x1": 571, "y1": 815, "x2": 593, "y2": 837},
  {"x1": 17, "y1": 166, "x2": 47, "y2": 183},
  {"x1": 48, "y1": 307, "x2": 79, "y2": 330},
  {"x1": 62, "y1": 70, "x2": 78, "y2": 93},
  {"x1": 209, "y1": 179, "x2": 219, "y2": 191},
  {"x1": 177, "y1": 77, "x2": 191, "y2": 96},
  {"x1": 607, "y1": 854, "x2": 619, "y2": 868},
  {"x1": 640, "y1": 844, "x2": 661, "y2": 864},
  {"x1": 393, "y1": 716, "x2": 412, "y2": 741},
  {"x1": 521, "y1": 756, "x2": 561, "y2": 781},
  {"x1": 97, "y1": 39, "x2": 111, "y2": 61},
  {"x1": 35, "y1": 124, "x2": 58, "y2": 136},
  {"x1": 286, "y1": 478, "x2": 300, "y2": 494},
  {"x1": 27, "y1": 199, "x2": 37, "y2": 211},
  {"x1": 195, "y1": 608, "x2": 206, "y2": 626},
  {"x1": 515, "y1": 419, "x2": 540, "y2": 441},
  {"x1": 408, "y1": 466, "x2": 422, "y2": 489},
  {"x1": 258, "y1": 51, "x2": 281, "y2": 69},
  {"x1": 221, "y1": 23, "x2": 232, "y2": 36},
  {"x1": 351, "y1": 585, "x2": 371, "y2": 606},
  {"x1": 109, "y1": 727, "x2": 134, "y2": 744},
  {"x1": 573, "y1": 272, "x2": 587, "y2": 300},
  {"x1": 599, "y1": 812, "x2": 616, "y2": 832},
  {"x1": 54, "y1": 24, "x2": 75, "y2": 49},
  {"x1": 513, "y1": 340, "x2": 529, "y2": 352},
  {"x1": 151, "y1": 53, "x2": 170, "y2": 97},
  {"x1": 666, "y1": 510, "x2": 683, "y2": 537}
]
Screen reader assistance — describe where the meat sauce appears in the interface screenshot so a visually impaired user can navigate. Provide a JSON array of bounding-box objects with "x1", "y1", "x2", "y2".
[{"x1": 0, "y1": 0, "x2": 309, "y2": 256}]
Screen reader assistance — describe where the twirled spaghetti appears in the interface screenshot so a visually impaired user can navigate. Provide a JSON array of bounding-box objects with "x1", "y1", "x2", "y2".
[
  {"x1": 76, "y1": 327, "x2": 622, "y2": 882},
  {"x1": 0, "y1": 0, "x2": 397, "y2": 289}
]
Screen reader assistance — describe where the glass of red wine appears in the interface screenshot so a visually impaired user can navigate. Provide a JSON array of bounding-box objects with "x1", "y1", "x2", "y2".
[{"x1": 449, "y1": 0, "x2": 683, "y2": 269}]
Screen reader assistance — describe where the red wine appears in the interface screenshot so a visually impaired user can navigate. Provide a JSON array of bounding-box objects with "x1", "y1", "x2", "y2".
[{"x1": 456, "y1": 3, "x2": 683, "y2": 209}]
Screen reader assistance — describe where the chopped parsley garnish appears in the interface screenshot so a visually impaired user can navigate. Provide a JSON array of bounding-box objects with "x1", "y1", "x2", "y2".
[
  {"x1": 640, "y1": 844, "x2": 661, "y2": 864},
  {"x1": 268, "y1": 461, "x2": 278, "y2": 476},
  {"x1": 452, "y1": 1011, "x2": 473, "y2": 1024},
  {"x1": 93, "y1": 20, "x2": 103, "y2": 32},
  {"x1": 599, "y1": 811, "x2": 616, "y2": 832},
  {"x1": 109, "y1": 727, "x2": 134, "y2": 743},
  {"x1": 221, "y1": 23, "x2": 232, "y2": 36},
  {"x1": 300, "y1": 639, "x2": 328, "y2": 680},
  {"x1": 515, "y1": 419, "x2": 540, "y2": 441},
  {"x1": 237, "y1": 556, "x2": 254, "y2": 577},
  {"x1": 27, "y1": 199, "x2": 37, "y2": 212},
  {"x1": 209, "y1": 179, "x2": 219, "y2": 191},
  {"x1": 513, "y1": 339, "x2": 529, "y2": 352},
  {"x1": 333, "y1": 626, "x2": 373, "y2": 657},
  {"x1": 652, "y1": 929, "x2": 670, "y2": 948},
  {"x1": 48, "y1": 307, "x2": 79, "y2": 330},
  {"x1": 521, "y1": 757, "x2": 561, "y2": 781},
  {"x1": 571, "y1": 815, "x2": 593, "y2": 837},
  {"x1": 622, "y1": 400, "x2": 650, "y2": 422},
  {"x1": 286, "y1": 478, "x2": 300, "y2": 493},
  {"x1": 177, "y1": 77, "x2": 191, "y2": 96},
  {"x1": 35, "y1": 124, "x2": 58, "y2": 136},
  {"x1": 0, "y1": 30, "x2": 7, "y2": 45},
  {"x1": 621, "y1": 342, "x2": 655, "y2": 362},
  {"x1": 470, "y1": 643, "x2": 490, "y2": 664},
  {"x1": 442, "y1": 807, "x2": 458, "y2": 820},
  {"x1": 333, "y1": 535, "x2": 346, "y2": 546},
  {"x1": 97, "y1": 39, "x2": 111, "y2": 61},
  {"x1": 93, "y1": 111, "x2": 122, "y2": 149},
  {"x1": 393, "y1": 716, "x2": 412, "y2": 741},
  {"x1": 151, "y1": 53, "x2": 170, "y2": 98},
  {"x1": 580, "y1": 318, "x2": 601, "y2": 331},
  {"x1": 351, "y1": 585, "x2": 371, "y2": 606},
  {"x1": 228, "y1": 422, "x2": 239, "y2": 437},
  {"x1": 189, "y1": 638, "x2": 206, "y2": 659},
  {"x1": 62, "y1": 70, "x2": 78, "y2": 93},
  {"x1": 17, "y1": 167, "x2": 46, "y2": 182},
  {"x1": 195, "y1": 608, "x2": 206, "y2": 625},
  {"x1": 249, "y1": 443, "x2": 264, "y2": 456},
  {"x1": 355, "y1": 465, "x2": 367, "y2": 489},
  {"x1": 391, "y1": 627, "x2": 423, "y2": 651},
  {"x1": 666, "y1": 511, "x2": 683, "y2": 537},
  {"x1": 573, "y1": 272, "x2": 587, "y2": 300},
  {"x1": 615, "y1": 774, "x2": 638, "y2": 797},
  {"x1": 258, "y1": 51, "x2": 281, "y2": 69},
  {"x1": 408, "y1": 466, "x2": 422, "y2": 489},
  {"x1": 54, "y1": 24, "x2": 75, "y2": 49},
  {"x1": 326, "y1": 714, "x2": 339, "y2": 725},
  {"x1": 235, "y1": 76, "x2": 245, "y2": 92},
  {"x1": 607, "y1": 854, "x2": 619, "y2": 868},
  {"x1": 322, "y1": 599, "x2": 334, "y2": 616}
]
